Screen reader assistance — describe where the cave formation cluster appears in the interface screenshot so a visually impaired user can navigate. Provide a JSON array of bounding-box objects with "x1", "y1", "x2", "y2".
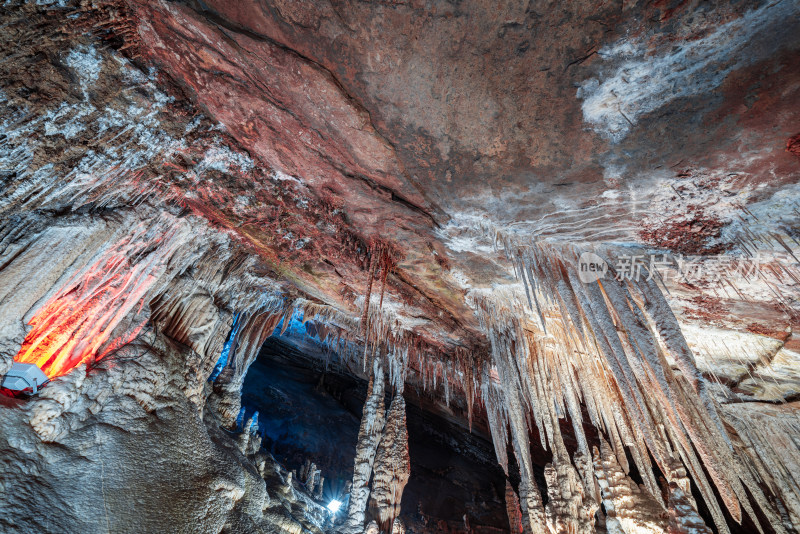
[{"x1": 1, "y1": 1, "x2": 800, "y2": 534}]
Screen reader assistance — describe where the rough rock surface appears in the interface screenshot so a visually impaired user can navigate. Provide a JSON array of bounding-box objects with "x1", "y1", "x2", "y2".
[
  {"x1": 1, "y1": 0, "x2": 800, "y2": 533},
  {"x1": 371, "y1": 393, "x2": 411, "y2": 533}
]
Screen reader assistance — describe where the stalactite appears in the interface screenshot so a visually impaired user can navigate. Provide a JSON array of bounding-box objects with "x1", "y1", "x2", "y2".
[
  {"x1": 371, "y1": 393, "x2": 410, "y2": 534},
  {"x1": 210, "y1": 307, "x2": 285, "y2": 427},
  {"x1": 361, "y1": 253, "x2": 377, "y2": 335},
  {"x1": 480, "y1": 370, "x2": 511, "y2": 476},
  {"x1": 459, "y1": 240, "x2": 794, "y2": 534},
  {"x1": 341, "y1": 355, "x2": 386, "y2": 534},
  {"x1": 720, "y1": 402, "x2": 800, "y2": 529},
  {"x1": 11, "y1": 217, "x2": 181, "y2": 378},
  {"x1": 207, "y1": 313, "x2": 240, "y2": 382}
]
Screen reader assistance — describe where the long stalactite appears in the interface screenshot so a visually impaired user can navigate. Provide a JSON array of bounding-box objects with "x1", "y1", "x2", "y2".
[
  {"x1": 462, "y1": 240, "x2": 798, "y2": 534},
  {"x1": 1, "y1": 2, "x2": 799, "y2": 533}
]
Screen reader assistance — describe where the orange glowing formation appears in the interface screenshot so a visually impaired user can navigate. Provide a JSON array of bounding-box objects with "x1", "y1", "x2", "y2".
[{"x1": 14, "y1": 223, "x2": 179, "y2": 379}]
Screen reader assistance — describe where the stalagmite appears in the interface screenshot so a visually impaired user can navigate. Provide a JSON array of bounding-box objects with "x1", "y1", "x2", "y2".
[
  {"x1": 505, "y1": 480, "x2": 524, "y2": 534},
  {"x1": 371, "y1": 393, "x2": 410, "y2": 533},
  {"x1": 316, "y1": 477, "x2": 325, "y2": 501},
  {"x1": 512, "y1": 411, "x2": 548, "y2": 534},
  {"x1": 340, "y1": 356, "x2": 386, "y2": 533},
  {"x1": 593, "y1": 438, "x2": 667, "y2": 534},
  {"x1": 300, "y1": 459, "x2": 312, "y2": 485},
  {"x1": 544, "y1": 457, "x2": 598, "y2": 534},
  {"x1": 310, "y1": 467, "x2": 322, "y2": 495},
  {"x1": 300, "y1": 459, "x2": 321, "y2": 493},
  {"x1": 667, "y1": 482, "x2": 713, "y2": 534},
  {"x1": 2, "y1": 2, "x2": 799, "y2": 533},
  {"x1": 391, "y1": 518, "x2": 405, "y2": 534},
  {"x1": 237, "y1": 413, "x2": 263, "y2": 455}
]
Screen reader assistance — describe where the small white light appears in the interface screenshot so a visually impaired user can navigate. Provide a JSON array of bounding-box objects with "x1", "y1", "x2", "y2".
[{"x1": 327, "y1": 499, "x2": 342, "y2": 513}]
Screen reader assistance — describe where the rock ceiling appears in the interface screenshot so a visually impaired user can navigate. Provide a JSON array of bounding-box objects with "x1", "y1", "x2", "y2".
[
  {"x1": 127, "y1": 0, "x2": 800, "y2": 354},
  {"x1": 1, "y1": 0, "x2": 800, "y2": 533}
]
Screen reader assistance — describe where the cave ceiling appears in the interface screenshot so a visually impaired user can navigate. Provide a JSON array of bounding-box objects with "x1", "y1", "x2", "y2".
[{"x1": 121, "y1": 0, "x2": 800, "y2": 356}]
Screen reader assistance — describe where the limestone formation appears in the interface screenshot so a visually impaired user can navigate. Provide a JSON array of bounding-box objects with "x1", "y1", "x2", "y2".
[
  {"x1": 668, "y1": 482, "x2": 713, "y2": 534},
  {"x1": 0, "y1": 1, "x2": 799, "y2": 533},
  {"x1": 371, "y1": 393, "x2": 411, "y2": 533},
  {"x1": 593, "y1": 438, "x2": 668, "y2": 534},
  {"x1": 340, "y1": 356, "x2": 386, "y2": 533},
  {"x1": 544, "y1": 458, "x2": 598, "y2": 534},
  {"x1": 505, "y1": 481, "x2": 523, "y2": 534}
]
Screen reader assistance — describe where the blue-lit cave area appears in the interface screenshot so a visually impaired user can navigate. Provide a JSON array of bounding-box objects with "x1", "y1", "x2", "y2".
[
  {"x1": 236, "y1": 316, "x2": 510, "y2": 532},
  {"x1": 2, "y1": 1, "x2": 800, "y2": 534}
]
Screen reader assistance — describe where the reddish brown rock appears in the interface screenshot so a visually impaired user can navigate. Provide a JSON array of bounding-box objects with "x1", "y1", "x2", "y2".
[{"x1": 788, "y1": 133, "x2": 800, "y2": 159}]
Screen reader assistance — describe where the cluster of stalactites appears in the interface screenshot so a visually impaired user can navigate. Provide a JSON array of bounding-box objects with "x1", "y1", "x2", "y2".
[
  {"x1": 3, "y1": 208, "x2": 256, "y2": 381},
  {"x1": 720, "y1": 402, "x2": 800, "y2": 528},
  {"x1": 466, "y1": 241, "x2": 791, "y2": 534},
  {"x1": 359, "y1": 240, "x2": 403, "y2": 343},
  {"x1": 11, "y1": 215, "x2": 185, "y2": 378},
  {"x1": 348, "y1": 238, "x2": 485, "y2": 421}
]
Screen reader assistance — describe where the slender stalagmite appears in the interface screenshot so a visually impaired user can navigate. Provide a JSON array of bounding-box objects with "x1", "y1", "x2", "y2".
[
  {"x1": 593, "y1": 437, "x2": 668, "y2": 534},
  {"x1": 505, "y1": 480, "x2": 524, "y2": 534},
  {"x1": 341, "y1": 356, "x2": 386, "y2": 533},
  {"x1": 371, "y1": 392, "x2": 410, "y2": 533}
]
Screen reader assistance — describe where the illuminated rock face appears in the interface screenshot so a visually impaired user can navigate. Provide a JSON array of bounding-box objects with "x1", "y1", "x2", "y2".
[{"x1": 0, "y1": 1, "x2": 800, "y2": 533}]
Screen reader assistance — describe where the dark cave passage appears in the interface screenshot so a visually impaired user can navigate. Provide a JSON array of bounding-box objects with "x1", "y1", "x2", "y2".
[{"x1": 241, "y1": 336, "x2": 511, "y2": 533}]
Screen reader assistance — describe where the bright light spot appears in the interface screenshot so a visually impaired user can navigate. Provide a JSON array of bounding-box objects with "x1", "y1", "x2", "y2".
[{"x1": 327, "y1": 500, "x2": 342, "y2": 513}]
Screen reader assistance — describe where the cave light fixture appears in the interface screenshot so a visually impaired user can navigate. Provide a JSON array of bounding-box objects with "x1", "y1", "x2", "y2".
[
  {"x1": 326, "y1": 499, "x2": 342, "y2": 514},
  {"x1": 1, "y1": 362, "x2": 49, "y2": 394}
]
